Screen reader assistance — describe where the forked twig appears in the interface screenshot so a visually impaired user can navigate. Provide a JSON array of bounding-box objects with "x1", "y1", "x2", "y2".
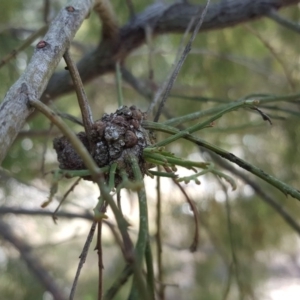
[
  {"x1": 52, "y1": 177, "x2": 82, "y2": 223},
  {"x1": 70, "y1": 221, "x2": 97, "y2": 300},
  {"x1": 267, "y1": 9, "x2": 300, "y2": 34},
  {"x1": 0, "y1": 25, "x2": 48, "y2": 69},
  {"x1": 164, "y1": 92, "x2": 300, "y2": 127},
  {"x1": 151, "y1": 0, "x2": 211, "y2": 122},
  {"x1": 143, "y1": 120, "x2": 300, "y2": 201},
  {"x1": 166, "y1": 167, "x2": 200, "y2": 252}
]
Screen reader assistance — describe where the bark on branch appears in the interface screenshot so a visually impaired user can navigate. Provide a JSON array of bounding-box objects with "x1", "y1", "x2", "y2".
[{"x1": 0, "y1": 0, "x2": 94, "y2": 164}]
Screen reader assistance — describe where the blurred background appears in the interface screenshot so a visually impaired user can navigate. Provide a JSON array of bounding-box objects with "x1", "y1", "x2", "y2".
[{"x1": 1, "y1": 0, "x2": 300, "y2": 299}]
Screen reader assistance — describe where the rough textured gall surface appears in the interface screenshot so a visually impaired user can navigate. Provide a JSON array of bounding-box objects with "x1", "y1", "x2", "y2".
[{"x1": 53, "y1": 106, "x2": 154, "y2": 182}]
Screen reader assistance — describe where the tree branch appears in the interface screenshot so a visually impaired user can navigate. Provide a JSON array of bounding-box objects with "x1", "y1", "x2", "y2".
[
  {"x1": 42, "y1": 0, "x2": 299, "y2": 102},
  {"x1": 267, "y1": 8, "x2": 300, "y2": 33},
  {"x1": 0, "y1": 0, "x2": 94, "y2": 164}
]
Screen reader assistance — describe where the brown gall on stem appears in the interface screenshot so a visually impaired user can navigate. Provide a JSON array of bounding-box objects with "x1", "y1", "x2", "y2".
[
  {"x1": 53, "y1": 106, "x2": 155, "y2": 185},
  {"x1": 124, "y1": 131, "x2": 138, "y2": 148}
]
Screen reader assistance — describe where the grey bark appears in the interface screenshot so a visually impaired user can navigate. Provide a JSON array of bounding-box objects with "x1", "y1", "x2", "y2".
[
  {"x1": 0, "y1": 0, "x2": 94, "y2": 164},
  {"x1": 0, "y1": 0, "x2": 299, "y2": 164}
]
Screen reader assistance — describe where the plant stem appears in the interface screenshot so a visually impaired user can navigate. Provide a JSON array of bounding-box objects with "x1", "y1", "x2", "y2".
[
  {"x1": 0, "y1": 25, "x2": 49, "y2": 69},
  {"x1": 104, "y1": 265, "x2": 133, "y2": 300},
  {"x1": 115, "y1": 61, "x2": 123, "y2": 107},
  {"x1": 63, "y1": 50, "x2": 94, "y2": 143},
  {"x1": 108, "y1": 162, "x2": 118, "y2": 191},
  {"x1": 70, "y1": 221, "x2": 97, "y2": 300},
  {"x1": 56, "y1": 166, "x2": 110, "y2": 178},
  {"x1": 148, "y1": 170, "x2": 177, "y2": 178},
  {"x1": 143, "y1": 120, "x2": 300, "y2": 201},
  {"x1": 156, "y1": 100, "x2": 258, "y2": 147},
  {"x1": 156, "y1": 170, "x2": 164, "y2": 300},
  {"x1": 127, "y1": 155, "x2": 151, "y2": 300},
  {"x1": 145, "y1": 240, "x2": 155, "y2": 300},
  {"x1": 165, "y1": 92, "x2": 300, "y2": 127},
  {"x1": 151, "y1": 0, "x2": 211, "y2": 121}
]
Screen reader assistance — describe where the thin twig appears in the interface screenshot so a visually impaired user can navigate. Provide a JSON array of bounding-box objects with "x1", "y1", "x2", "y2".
[
  {"x1": 43, "y1": 0, "x2": 51, "y2": 23},
  {"x1": 0, "y1": 25, "x2": 48, "y2": 69},
  {"x1": 63, "y1": 50, "x2": 94, "y2": 142},
  {"x1": 260, "y1": 104, "x2": 300, "y2": 119},
  {"x1": 198, "y1": 209, "x2": 230, "y2": 266},
  {"x1": 155, "y1": 99, "x2": 258, "y2": 147},
  {"x1": 267, "y1": 9, "x2": 300, "y2": 34},
  {"x1": 125, "y1": 0, "x2": 135, "y2": 19},
  {"x1": 167, "y1": 167, "x2": 200, "y2": 252},
  {"x1": 70, "y1": 221, "x2": 97, "y2": 300},
  {"x1": 244, "y1": 24, "x2": 295, "y2": 91},
  {"x1": 0, "y1": 206, "x2": 127, "y2": 253},
  {"x1": 117, "y1": 190, "x2": 122, "y2": 214},
  {"x1": 40, "y1": 122, "x2": 53, "y2": 175},
  {"x1": 145, "y1": 239, "x2": 155, "y2": 300},
  {"x1": 143, "y1": 121, "x2": 300, "y2": 201},
  {"x1": 115, "y1": 62, "x2": 123, "y2": 107},
  {"x1": 55, "y1": 111, "x2": 84, "y2": 126},
  {"x1": 17, "y1": 129, "x2": 60, "y2": 138},
  {"x1": 156, "y1": 168, "x2": 164, "y2": 300},
  {"x1": 94, "y1": 0, "x2": 119, "y2": 41},
  {"x1": 95, "y1": 200, "x2": 108, "y2": 300},
  {"x1": 122, "y1": 67, "x2": 153, "y2": 100},
  {"x1": 0, "y1": 206, "x2": 93, "y2": 220},
  {"x1": 145, "y1": 25, "x2": 154, "y2": 82},
  {"x1": 52, "y1": 177, "x2": 82, "y2": 223},
  {"x1": 164, "y1": 92, "x2": 300, "y2": 127},
  {"x1": 128, "y1": 155, "x2": 152, "y2": 300},
  {"x1": 121, "y1": 67, "x2": 175, "y2": 121},
  {"x1": 210, "y1": 152, "x2": 300, "y2": 237},
  {"x1": 97, "y1": 221, "x2": 103, "y2": 300},
  {"x1": 221, "y1": 262, "x2": 234, "y2": 300},
  {"x1": 151, "y1": 0, "x2": 211, "y2": 122},
  {"x1": 222, "y1": 183, "x2": 244, "y2": 299}
]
